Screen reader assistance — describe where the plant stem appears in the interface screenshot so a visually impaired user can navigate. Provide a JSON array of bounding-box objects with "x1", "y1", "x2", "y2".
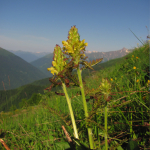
[
  {"x1": 130, "y1": 107, "x2": 133, "y2": 138},
  {"x1": 62, "y1": 82, "x2": 79, "y2": 139},
  {"x1": 104, "y1": 100, "x2": 108, "y2": 150},
  {"x1": 77, "y1": 67, "x2": 94, "y2": 149}
]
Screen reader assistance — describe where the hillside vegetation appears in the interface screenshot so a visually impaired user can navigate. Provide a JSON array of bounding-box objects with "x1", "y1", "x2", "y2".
[
  {"x1": 30, "y1": 53, "x2": 54, "y2": 77},
  {"x1": 0, "y1": 47, "x2": 135, "y2": 112},
  {"x1": 0, "y1": 42, "x2": 149, "y2": 149},
  {"x1": 0, "y1": 47, "x2": 47, "y2": 90},
  {"x1": 8, "y1": 50, "x2": 50, "y2": 63}
]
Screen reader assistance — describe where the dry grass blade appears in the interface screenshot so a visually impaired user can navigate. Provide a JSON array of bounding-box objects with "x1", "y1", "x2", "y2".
[
  {"x1": 0, "y1": 139, "x2": 10, "y2": 150},
  {"x1": 62, "y1": 125, "x2": 72, "y2": 142}
]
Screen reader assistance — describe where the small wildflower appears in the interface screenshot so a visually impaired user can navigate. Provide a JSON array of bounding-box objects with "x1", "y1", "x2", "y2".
[
  {"x1": 91, "y1": 88, "x2": 94, "y2": 92},
  {"x1": 132, "y1": 55, "x2": 134, "y2": 58},
  {"x1": 146, "y1": 80, "x2": 150, "y2": 87},
  {"x1": 99, "y1": 78, "x2": 111, "y2": 96},
  {"x1": 136, "y1": 79, "x2": 139, "y2": 82},
  {"x1": 143, "y1": 96, "x2": 146, "y2": 100},
  {"x1": 136, "y1": 57, "x2": 138, "y2": 59},
  {"x1": 15, "y1": 109, "x2": 18, "y2": 112},
  {"x1": 133, "y1": 66, "x2": 136, "y2": 69},
  {"x1": 111, "y1": 78, "x2": 113, "y2": 81},
  {"x1": 121, "y1": 76, "x2": 123, "y2": 78},
  {"x1": 0, "y1": 111, "x2": 4, "y2": 115}
]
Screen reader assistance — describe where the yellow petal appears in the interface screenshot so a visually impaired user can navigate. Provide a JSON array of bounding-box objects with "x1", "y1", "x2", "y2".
[
  {"x1": 47, "y1": 67, "x2": 53, "y2": 71},
  {"x1": 52, "y1": 61, "x2": 56, "y2": 67},
  {"x1": 62, "y1": 41, "x2": 69, "y2": 46},
  {"x1": 47, "y1": 67, "x2": 58, "y2": 75},
  {"x1": 65, "y1": 45, "x2": 74, "y2": 53},
  {"x1": 85, "y1": 42, "x2": 88, "y2": 46},
  {"x1": 82, "y1": 39, "x2": 85, "y2": 43},
  {"x1": 51, "y1": 70, "x2": 58, "y2": 75}
]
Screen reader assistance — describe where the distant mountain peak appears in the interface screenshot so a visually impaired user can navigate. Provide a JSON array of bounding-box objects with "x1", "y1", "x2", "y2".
[
  {"x1": 85, "y1": 50, "x2": 98, "y2": 53},
  {"x1": 121, "y1": 47, "x2": 128, "y2": 50}
]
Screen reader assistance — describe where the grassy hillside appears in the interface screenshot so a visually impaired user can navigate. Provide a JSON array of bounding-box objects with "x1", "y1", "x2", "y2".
[
  {"x1": 0, "y1": 42, "x2": 149, "y2": 149},
  {"x1": 8, "y1": 50, "x2": 50, "y2": 63},
  {"x1": 9, "y1": 50, "x2": 39, "y2": 62},
  {"x1": 0, "y1": 47, "x2": 47, "y2": 90},
  {"x1": 30, "y1": 53, "x2": 54, "y2": 77}
]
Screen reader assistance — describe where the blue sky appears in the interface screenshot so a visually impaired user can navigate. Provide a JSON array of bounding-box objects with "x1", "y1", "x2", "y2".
[{"x1": 0, "y1": 0, "x2": 149, "y2": 53}]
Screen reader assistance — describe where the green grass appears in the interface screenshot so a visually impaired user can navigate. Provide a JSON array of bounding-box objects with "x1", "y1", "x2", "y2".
[{"x1": 0, "y1": 41, "x2": 149, "y2": 150}]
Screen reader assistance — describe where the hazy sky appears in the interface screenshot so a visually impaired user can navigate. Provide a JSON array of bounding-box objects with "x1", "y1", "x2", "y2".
[{"x1": 0, "y1": 0, "x2": 149, "y2": 53}]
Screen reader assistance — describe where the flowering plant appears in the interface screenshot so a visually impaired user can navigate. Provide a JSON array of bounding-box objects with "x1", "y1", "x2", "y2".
[{"x1": 46, "y1": 25, "x2": 103, "y2": 149}]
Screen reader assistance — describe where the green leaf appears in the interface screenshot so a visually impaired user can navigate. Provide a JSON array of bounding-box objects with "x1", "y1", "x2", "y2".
[
  {"x1": 81, "y1": 58, "x2": 103, "y2": 71},
  {"x1": 114, "y1": 141, "x2": 124, "y2": 150},
  {"x1": 132, "y1": 133, "x2": 137, "y2": 140},
  {"x1": 117, "y1": 145, "x2": 124, "y2": 150},
  {"x1": 126, "y1": 139, "x2": 140, "y2": 150},
  {"x1": 55, "y1": 142, "x2": 70, "y2": 149}
]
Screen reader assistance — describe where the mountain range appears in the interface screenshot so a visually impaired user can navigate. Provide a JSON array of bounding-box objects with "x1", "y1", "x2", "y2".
[
  {"x1": 0, "y1": 47, "x2": 133, "y2": 91},
  {"x1": 8, "y1": 50, "x2": 50, "y2": 62},
  {"x1": 30, "y1": 47, "x2": 133, "y2": 77}
]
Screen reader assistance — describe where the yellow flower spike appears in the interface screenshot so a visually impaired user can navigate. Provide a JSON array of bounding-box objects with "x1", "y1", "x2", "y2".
[
  {"x1": 99, "y1": 78, "x2": 111, "y2": 150},
  {"x1": 133, "y1": 66, "x2": 136, "y2": 69},
  {"x1": 47, "y1": 44, "x2": 67, "y2": 76},
  {"x1": 99, "y1": 78, "x2": 111, "y2": 96},
  {"x1": 62, "y1": 26, "x2": 87, "y2": 64}
]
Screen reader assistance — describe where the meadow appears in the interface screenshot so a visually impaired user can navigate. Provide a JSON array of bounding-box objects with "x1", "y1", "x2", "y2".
[{"x1": 0, "y1": 41, "x2": 149, "y2": 150}]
